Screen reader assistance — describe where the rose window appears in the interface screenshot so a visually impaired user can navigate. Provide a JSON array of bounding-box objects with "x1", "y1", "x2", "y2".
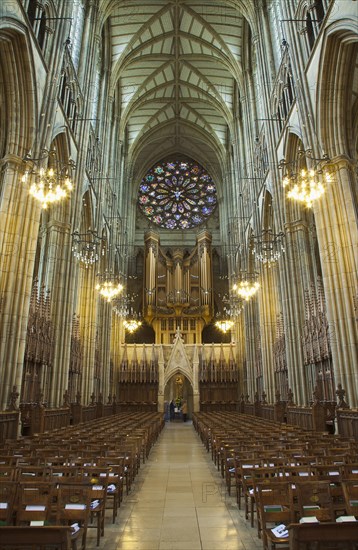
[{"x1": 137, "y1": 159, "x2": 217, "y2": 229}]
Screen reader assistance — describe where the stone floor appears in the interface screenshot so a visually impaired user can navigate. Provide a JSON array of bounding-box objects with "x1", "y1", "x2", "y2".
[{"x1": 86, "y1": 420, "x2": 262, "y2": 550}]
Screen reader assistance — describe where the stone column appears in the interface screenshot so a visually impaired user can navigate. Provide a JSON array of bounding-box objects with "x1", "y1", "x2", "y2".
[
  {"x1": 40, "y1": 216, "x2": 74, "y2": 408},
  {"x1": 279, "y1": 220, "x2": 312, "y2": 405},
  {"x1": 78, "y1": 266, "x2": 98, "y2": 403},
  {"x1": 258, "y1": 265, "x2": 279, "y2": 401},
  {"x1": 314, "y1": 158, "x2": 358, "y2": 405},
  {"x1": 0, "y1": 156, "x2": 40, "y2": 409}
]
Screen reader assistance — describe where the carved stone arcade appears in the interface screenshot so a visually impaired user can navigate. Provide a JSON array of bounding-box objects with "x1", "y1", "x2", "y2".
[
  {"x1": 68, "y1": 314, "x2": 83, "y2": 402},
  {"x1": 273, "y1": 312, "x2": 288, "y2": 399},
  {"x1": 21, "y1": 279, "x2": 54, "y2": 405},
  {"x1": 301, "y1": 277, "x2": 334, "y2": 401}
]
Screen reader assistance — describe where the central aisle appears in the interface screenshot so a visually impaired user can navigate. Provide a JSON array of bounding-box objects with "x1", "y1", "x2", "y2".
[{"x1": 92, "y1": 421, "x2": 261, "y2": 550}]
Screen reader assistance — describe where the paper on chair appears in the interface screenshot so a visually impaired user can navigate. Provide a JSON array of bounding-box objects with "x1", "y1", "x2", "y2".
[
  {"x1": 30, "y1": 520, "x2": 44, "y2": 526},
  {"x1": 336, "y1": 515, "x2": 357, "y2": 522},
  {"x1": 271, "y1": 524, "x2": 288, "y2": 537},
  {"x1": 90, "y1": 500, "x2": 100, "y2": 509},
  {"x1": 65, "y1": 504, "x2": 86, "y2": 510},
  {"x1": 299, "y1": 516, "x2": 319, "y2": 523},
  {"x1": 0, "y1": 503, "x2": 8, "y2": 509},
  {"x1": 25, "y1": 505, "x2": 46, "y2": 511}
]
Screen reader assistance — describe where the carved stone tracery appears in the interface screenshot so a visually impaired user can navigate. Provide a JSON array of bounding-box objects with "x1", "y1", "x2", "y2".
[
  {"x1": 22, "y1": 279, "x2": 54, "y2": 404},
  {"x1": 302, "y1": 277, "x2": 331, "y2": 364}
]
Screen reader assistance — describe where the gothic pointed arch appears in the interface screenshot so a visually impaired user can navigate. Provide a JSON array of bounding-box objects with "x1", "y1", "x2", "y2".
[{"x1": 164, "y1": 330, "x2": 193, "y2": 388}]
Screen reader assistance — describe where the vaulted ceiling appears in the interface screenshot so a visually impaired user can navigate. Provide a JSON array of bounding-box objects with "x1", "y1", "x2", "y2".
[{"x1": 102, "y1": 1, "x2": 253, "y2": 184}]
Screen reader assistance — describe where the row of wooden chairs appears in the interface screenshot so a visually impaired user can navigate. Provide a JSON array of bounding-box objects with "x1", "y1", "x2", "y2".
[
  {"x1": 0, "y1": 479, "x2": 106, "y2": 549},
  {"x1": 193, "y1": 411, "x2": 358, "y2": 549},
  {"x1": 0, "y1": 411, "x2": 165, "y2": 549},
  {"x1": 255, "y1": 479, "x2": 358, "y2": 550}
]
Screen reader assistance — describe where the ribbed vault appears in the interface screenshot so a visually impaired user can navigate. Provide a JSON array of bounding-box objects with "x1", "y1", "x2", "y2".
[{"x1": 100, "y1": 0, "x2": 251, "y2": 182}]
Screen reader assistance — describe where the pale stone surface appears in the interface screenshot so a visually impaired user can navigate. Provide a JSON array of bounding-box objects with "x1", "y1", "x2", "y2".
[{"x1": 86, "y1": 422, "x2": 262, "y2": 549}]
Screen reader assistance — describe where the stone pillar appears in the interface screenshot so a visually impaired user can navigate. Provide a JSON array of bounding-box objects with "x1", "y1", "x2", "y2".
[
  {"x1": 244, "y1": 301, "x2": 259, "y2": 399},
  {"x1": 79, "y1": 266, "x2": 98, "y2": 403},
  {"x1": 98, "y1": 299, "x2": 112, "y2": 400},
  {"x1": 314, "y1": 158, "x2": 358, "y2": 405},
  {"x1": 0, "y1": 156, "x2": 40, "y2": 409},
  {"x1": 279, "y1": 221, "x2": 312, "y2": 405},
  {"x1": 44, "y1": 219, "x2": 74, "y2": 408},
  {"x1": 258, "y1": 266, "x2": 278, "y2": 401}
]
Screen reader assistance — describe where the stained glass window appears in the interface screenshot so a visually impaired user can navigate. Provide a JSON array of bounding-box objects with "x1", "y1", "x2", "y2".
[{"x1": 137, "y1": 159, "x2": 217, "y2": 230}]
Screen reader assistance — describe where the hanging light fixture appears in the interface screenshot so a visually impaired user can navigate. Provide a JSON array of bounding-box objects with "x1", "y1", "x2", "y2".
[
  {"x1": 123, "y1": 317, "x2": 142, "y2": 333},
  {"x1": 252, "y1": 229, "x2": 285, "y2": 266},
  {"x1": 72, "y1": 230, "x2": 103, "y2": 268},
  {"x1": 214, "y1": 292, "x2": 244, "y2": 333},
  {"x1": 113, "y1": 293, "x2": 142, "y2": 332},
  {"x1": 233, "y1": 272, "x2": 260, "y2": 301},
  {"x1": 95, "y1": 272, "x2": 123, "y2": 302},
  {"x1": 279, "y1": 149, "x2": 332, "y2": 208},
  {"x1": 22, "y1": 149, "x2": 75, "y2": 209},
  {"x1": 215, "y1": 318, "x2": 234, "y2": 333}
]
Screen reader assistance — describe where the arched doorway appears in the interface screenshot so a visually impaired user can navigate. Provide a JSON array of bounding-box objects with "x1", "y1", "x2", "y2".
[{"x1": 164, "y1": 374, "x2": 194, "y2": 420}]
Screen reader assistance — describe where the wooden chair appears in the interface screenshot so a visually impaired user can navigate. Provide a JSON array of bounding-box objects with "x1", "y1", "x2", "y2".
[
  {"x1": 15, "y1": 482, "x2": 54, "y2": 527},
  {"x1": 0, "y1": 480, "x2": 17, "y2": 525},
  {"x1": 0, "y1": 525, "x2": 72, "y2": 549},
  {"x1": 342, "y1": 480, "x2": 358, "y2": 517},
  {"x1": 314, "y1": 464, "x2": 345, "y2": 517},
  {"x1": 281, "y1": 466, "x2": 316, "y2": 482},
  {"x1": 342, "y1": 463, "x2": 358, "y2": 481},
  {"x1": 288, "y1": 521, "x2": 358, "y2": 550},
  {"x1": 255, "y1": 481, "x2": 293, "y2": 550},
  {"x1": 107, "y1": 451, "x2": 133, "y2": 495},
  {"x1": 294, "y1": 481, "x2": 335, "y2": 523},
  {"x1": 80, "y1": 466, "x2": 110, "y2": 546},
  {"x1": 98, "y1": 458, "x2": 124, "y2": 522},
  {"x1": 17, "y1": 466, "x2": 53, "y2": 482},
  {"x1": 55, "y1": 483, "x2": 92, "y2": 550},
  {"x1": 0, "y1": 465, "x2": 17, "y2": 481},
  {"x1": 233, "y1": 455, "x2": 262, "y2": 509},
  {"x1": 242, "y1": 466, "x2": 281, "y2": 528}
]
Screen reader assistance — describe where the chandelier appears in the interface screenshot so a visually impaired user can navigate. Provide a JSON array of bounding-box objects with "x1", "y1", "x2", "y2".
[
  {"x1": 72, "y1": 230, "x2": 103, "y2": 268},
  {"x1": 214, "y1": 292, "x2": 244, "y2": 333},
  {"x1": 252, "y1": 229, "x2": 285, "y2": 266},
  {"x1": 280, "y1": 149, "x2": 332, "y2": 208},
  {"x1": 233, "y1": 272, "x2": 260, "y2": 301},
  {"x1": 95, "y1": 272, "x2": 123, "y2": 302},
  {"x1": 113, "y1": 293, "x2": 142, "y2": 333},
  {"x1": 22, "y1": 149, "x2": 75, "y2": 209},
  {"x1": 123, "y1": 317, "x2": 142, "y2": 333},
  {"x1": 215, "y1": 318, "x2": 234, "y2": 333}
]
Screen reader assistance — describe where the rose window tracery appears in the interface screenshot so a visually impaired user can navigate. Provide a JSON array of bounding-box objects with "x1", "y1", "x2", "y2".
[{"x1": 138, "y1": 159, "x2": 217, "y2": 229}]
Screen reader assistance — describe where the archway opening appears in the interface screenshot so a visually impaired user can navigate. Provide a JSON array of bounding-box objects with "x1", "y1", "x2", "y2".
[{"x1": 164, "y1": 373, "x2": 193, "y2": 421}]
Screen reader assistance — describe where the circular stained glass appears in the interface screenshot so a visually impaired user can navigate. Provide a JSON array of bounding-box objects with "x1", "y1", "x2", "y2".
[{"x1": 137, "y1": 159, "x2": 217, "y2": 229}]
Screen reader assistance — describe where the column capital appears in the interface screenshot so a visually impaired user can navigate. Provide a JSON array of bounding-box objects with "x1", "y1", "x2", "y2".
[
  {"x1": 328, "y1": 154, "x2": 356, "y2": 173},
  {"x1": 0, "y1": 154, "x2": 26, "y2": 170},
  {"x1": 284, "y1": 220, "x2": 309, "y2": 234}
]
